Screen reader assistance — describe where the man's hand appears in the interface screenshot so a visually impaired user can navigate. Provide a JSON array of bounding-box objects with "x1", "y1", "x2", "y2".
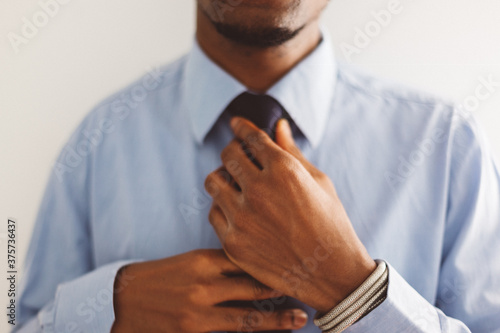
[
  {"x1": 205, "y1": 118, "x2": 377, "y2": 314},
  {"x1": 111, "y1": 249, "x2": 308, "y2": 332}
]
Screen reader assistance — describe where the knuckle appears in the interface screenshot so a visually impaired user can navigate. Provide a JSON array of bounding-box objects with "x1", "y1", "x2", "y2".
[
  {"x1": 186, "y1": 283, "x2": 207, "y2": 303},
  {"x1": 275, "y1": 310, "x2": 285, "y2": 328},
  {"x1": 177, "y1": 309, "x2": 197, "y2": 331},
  {"x1": 204, "y1": 173, "x2": 216, "y2": 192},
  {"x1": 241, "y1": 309, "x2": 262, "y2": 330},
  {"x1": 192, "y1": 250, "x2": 211, "y2": 268},
  {"x1": 220, "y1": 146, "x2": 230, "y2": 162},
  {"x1": 245, "y1": 131, "x2": 268, "y2": 150},
  {"x1": 226, "y1": 159, "x2": 242, "y2": 177}
]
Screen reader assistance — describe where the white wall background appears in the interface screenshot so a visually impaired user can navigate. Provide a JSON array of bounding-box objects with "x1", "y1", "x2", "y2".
[{"x1": 1, "y1": 1, "x2": 500, "y2": 331}]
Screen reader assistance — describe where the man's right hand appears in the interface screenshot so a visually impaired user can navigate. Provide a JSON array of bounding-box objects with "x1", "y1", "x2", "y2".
[{"x1": 111, "y1": 249, "x2": 308, "y2": 332}]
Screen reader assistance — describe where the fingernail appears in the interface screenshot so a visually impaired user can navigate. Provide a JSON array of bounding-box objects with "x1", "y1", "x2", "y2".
[{"x1": 291, "y1": 309, "x2": 308, "y2": 327}]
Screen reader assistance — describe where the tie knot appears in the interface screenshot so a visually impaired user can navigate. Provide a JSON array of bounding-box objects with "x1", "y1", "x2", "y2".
[{"x1": 226, "y1": 92, "x2": 285, "y2": 140}]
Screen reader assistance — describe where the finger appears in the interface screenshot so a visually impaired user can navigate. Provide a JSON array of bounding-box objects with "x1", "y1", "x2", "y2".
[
  {"x1": 230, "y1": 117, "x2": 277, "y2": 167},
  {"x1": 275, "y1": 119, "x2": 318, "y2": 175},
  {"x1": 204, "y1": 249, "x2": 245, "y2": 276},
  {"x1": 221, "y1": 140, "x2": 259, "y2": 188},
  {"x1": 208, "y1": 204, "x2": 230, "y2": 245},
  {"x1": 204, "y1": 167, "x2": 240, "y2": 210},
  {"x1": 210, "y1": 275, "x2": 278, "y2": 303},
  {"x1": 207, "y1": 306, "x2": 309, "y2": 332}
]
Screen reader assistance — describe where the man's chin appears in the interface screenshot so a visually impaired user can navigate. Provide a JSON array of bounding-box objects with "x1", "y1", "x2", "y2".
[
  {"x1": 212, "y1": 22, "x2": 305, "y2": 48},
  {"x1": 198, "y1": 0, "x2": 305, "y2": 47}
]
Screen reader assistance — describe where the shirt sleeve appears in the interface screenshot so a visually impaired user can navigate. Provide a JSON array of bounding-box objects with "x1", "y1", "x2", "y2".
[
  {"x1": 13, "y1": 117, "x2": 137, "y2": 333},
  {"x1": 345, "y1": 114, "x2": 500, "y2": 333},
  {"x1": 14, "y1": 261, "x2": 134, "y2": 333}
]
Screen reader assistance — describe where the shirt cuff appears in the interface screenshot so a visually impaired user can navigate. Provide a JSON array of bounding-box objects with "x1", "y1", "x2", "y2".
[
  {"x1": 38, "y1": 260, "x2": 137, "y2": 333},
  {"x1": 343, "y1": 263, "x2": 469, "y2": 333}
]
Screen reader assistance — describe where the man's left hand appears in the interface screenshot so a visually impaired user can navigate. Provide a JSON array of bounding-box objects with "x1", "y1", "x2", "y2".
[{"x1": 205, "y1": 117, "x2": 377, "y2": 314}]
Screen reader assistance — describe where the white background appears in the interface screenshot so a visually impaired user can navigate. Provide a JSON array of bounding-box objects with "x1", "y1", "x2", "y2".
[{"x1": 1, "y1": 0, "x2": 500, "y2": 331}]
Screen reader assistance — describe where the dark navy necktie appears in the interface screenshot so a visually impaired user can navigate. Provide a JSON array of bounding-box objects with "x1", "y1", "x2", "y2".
[
  {"x1": 226, "y1": 92, "x2": 288, "y2": 141},
  {"x1": 223, "y1": 92, "x2": 305, "y2": 333}
]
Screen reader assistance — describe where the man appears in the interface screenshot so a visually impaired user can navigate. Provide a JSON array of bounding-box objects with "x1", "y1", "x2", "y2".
[{"x1": 16, "y1": 0, "x2": 500, "y2": 332}]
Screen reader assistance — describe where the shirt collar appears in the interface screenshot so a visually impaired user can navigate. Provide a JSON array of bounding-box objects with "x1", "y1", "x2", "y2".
[{"x1": 184, "y1": 27, "x2": 337, "y2": 148}]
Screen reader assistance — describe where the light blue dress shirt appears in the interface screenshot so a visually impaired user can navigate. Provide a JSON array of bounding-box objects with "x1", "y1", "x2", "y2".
[{"x1": 16, "y1": 32, "x2": 500, "y2": 332}]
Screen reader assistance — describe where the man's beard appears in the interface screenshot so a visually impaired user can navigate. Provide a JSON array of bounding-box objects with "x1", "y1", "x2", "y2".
[{"x1": 210, "y1": 19, "x2": 305, "y2": 48}]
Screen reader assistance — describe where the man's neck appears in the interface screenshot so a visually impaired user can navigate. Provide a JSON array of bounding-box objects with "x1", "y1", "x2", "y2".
[{"x1": 196, "y1": 8, "x2": 322, "y2": 93}]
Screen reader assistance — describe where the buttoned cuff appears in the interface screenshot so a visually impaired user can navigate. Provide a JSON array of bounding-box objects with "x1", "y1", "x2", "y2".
[
  {"x1": 343, "y1": 263, "x2": 469, "y2": 333},
  {"x1": 38, "y1": 260, "x2": 137, "y2": 333}
]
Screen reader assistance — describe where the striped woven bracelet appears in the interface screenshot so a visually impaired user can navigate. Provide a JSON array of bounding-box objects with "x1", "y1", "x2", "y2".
[{"x1": 314, "y1": 260, "x2": 389, "y2": 332}]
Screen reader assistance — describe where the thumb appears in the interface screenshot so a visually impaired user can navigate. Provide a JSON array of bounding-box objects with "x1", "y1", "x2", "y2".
[
  {"x1": 275, "y1": 118, "x2": 296, "y2": 152},
  {"x1": 275, "y1": 119, "x2": 330, "y2": 185},
  {"x1": 275, "y1": 119, "x2": 314, "y2": 171}
]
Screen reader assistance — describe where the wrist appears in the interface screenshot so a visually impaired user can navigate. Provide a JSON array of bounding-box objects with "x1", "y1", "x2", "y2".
[
  {"x1": 303, "y1": 255, "x2": 377, "y2": 314},
  {"x1": 313, "y1": 260, "x2": 388, "y2": 332}
]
